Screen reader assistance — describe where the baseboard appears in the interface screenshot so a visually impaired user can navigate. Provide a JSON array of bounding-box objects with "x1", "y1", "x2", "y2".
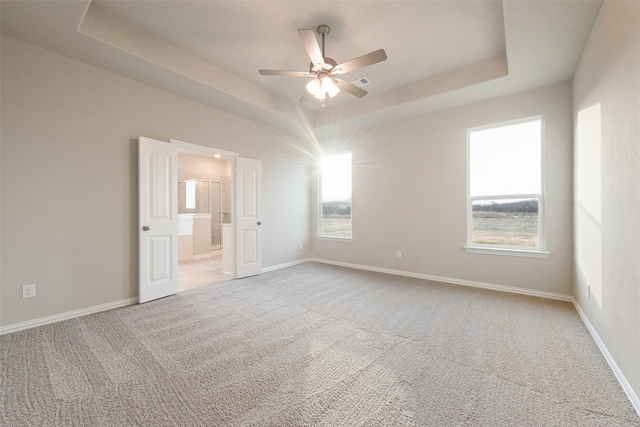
[
  {"x1": 310, "y1": 258, "x2": 573, "y2": 302},
  {"x1": 0, "y1": 297, "x2": 139, "y2": 336},
  {"x1": 572, "y1": 300, "x2": 640, "y2": 418},
  {"x1": 262, "y1": 258, "x2": 314, "y2": 273}
]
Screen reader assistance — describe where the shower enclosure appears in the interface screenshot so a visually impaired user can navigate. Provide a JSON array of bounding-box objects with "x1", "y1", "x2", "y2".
[
  {"x1": 178, "y1": 179, "x2": 231, "y2": 252},
  {"x1": 210, "y1": 182, "x2": 222, "y2": 250}
]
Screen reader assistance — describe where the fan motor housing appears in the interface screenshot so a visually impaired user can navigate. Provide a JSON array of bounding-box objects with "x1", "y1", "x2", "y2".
[{"x1": 310, "y1": 57, "x2": 337, "y2": 73}]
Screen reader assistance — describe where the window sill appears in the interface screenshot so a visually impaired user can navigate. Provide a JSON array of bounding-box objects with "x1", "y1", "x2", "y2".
[
  {"x1": 316, "y1": 235, "x2": 353, "y2": 242},
  {"x1": 464, "y1": 246, "x2": 550, "y2": 258}
]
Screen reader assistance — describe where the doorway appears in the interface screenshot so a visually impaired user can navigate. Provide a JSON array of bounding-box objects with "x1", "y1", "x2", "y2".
[
  {"x1": 138, "y1": 136, "x2": 262, "y2": 303},
  {"x1": 176, "y1": 149, "x2": 233, "y2": 292}
]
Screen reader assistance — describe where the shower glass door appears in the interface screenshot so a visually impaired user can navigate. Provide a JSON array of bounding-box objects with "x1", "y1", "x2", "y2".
[{"x1": 210, "y1": 182, "x2": 222, "y2": 250}]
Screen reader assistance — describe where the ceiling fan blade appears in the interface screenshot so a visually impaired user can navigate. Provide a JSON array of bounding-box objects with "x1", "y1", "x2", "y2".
[
  {"x1": 333, "y1": 77, "x2": 368, "y2": 98},
  {"x1": 332, "y1": 49, "x2": 387, "y2": 75},
  {"x1": 259, "y1": 70, "x2": 313, "y2": 77},
  {"x1": 298, "y1": 29, "x2": 325, "y2": 67}
]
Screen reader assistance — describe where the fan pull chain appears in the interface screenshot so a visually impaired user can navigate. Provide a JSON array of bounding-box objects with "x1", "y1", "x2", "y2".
[{"x1": 321, "y1": 30, "x2": 326, "y2": 107}]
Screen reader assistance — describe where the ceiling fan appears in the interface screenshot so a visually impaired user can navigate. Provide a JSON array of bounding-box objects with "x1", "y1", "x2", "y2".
[{"x1": 259, "y1": 25, "x2": 387, "y2": 103}]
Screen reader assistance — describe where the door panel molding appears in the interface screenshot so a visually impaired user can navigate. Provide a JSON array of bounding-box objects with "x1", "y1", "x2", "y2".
[
  {"x1": 236, "y1": 157, "x2": 262, "y2": 278},
  {"x1": 139, "y1": 136, "x2": 179, "y2": 303}
]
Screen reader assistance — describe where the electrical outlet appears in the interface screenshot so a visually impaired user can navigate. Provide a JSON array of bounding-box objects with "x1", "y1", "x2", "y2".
[
  {"x1": 587, "y1": 284, "x2": 591, "y2": 298},
  {"x1": 23, "y1": 284, "x2": 36, "y2": 299},
  {"x1": 396, "y1": 251, "x2": 402, "y2": 259}
]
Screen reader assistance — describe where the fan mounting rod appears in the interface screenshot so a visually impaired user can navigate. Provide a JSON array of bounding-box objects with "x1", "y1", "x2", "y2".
[{"x1": 317, "y1": 25, "x2": 330, "y2": 57}]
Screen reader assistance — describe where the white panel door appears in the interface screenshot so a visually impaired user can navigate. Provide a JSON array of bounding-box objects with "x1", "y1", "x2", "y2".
[
  {"x1": 138, "y1": 136, "x2": 179, "y2": 303},
  {"x1": 236, "y1": 157, "x2": 262, "y2": 278}
]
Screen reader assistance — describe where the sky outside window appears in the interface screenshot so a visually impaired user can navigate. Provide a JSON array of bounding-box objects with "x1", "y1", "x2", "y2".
[
  {"x1": 470, "y1": 119, "x2": 541, "y2": 197},
  {"x1": 322, "y1": 153, "x2": 352, "y2": 202}
]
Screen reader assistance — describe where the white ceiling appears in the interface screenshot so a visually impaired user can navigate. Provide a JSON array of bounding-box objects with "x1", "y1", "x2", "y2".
[{"x1": 1, "y1": 1, "x2": 602, "y2": 135}]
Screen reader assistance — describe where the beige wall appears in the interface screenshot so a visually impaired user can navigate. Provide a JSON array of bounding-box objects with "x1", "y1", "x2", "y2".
[
  {"x1": 573, "y1": 1, "x2": 640, "y2": 402},
  {"x1": 178, "y1": 153, "x2": 230, "y2": 181},
  {"x1": 0, "y1": 36, "x2": 312, "y2": 327},
  {"x1": 313, "y1": 82, "x2": 574, "y2": 296}
]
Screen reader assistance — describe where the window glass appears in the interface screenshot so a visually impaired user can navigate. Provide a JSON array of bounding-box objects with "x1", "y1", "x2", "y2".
[
  {"x1": 468, "y1": 118, "x2": 543, "y2": 251},
  {"x1": 469, "y1": 120, "x2": 541, "y2": 197},
  {"x1": 471, "y1": 199, "x2": 539, "y2": 247},
  {"x1": 320, "y1": 153, "x2": 352, "y2": 238}
]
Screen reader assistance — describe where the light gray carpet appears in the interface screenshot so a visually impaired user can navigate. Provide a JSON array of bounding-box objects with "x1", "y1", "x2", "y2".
[{"x1": 1, "y1": 262, "x2": 639, "y2": 426}]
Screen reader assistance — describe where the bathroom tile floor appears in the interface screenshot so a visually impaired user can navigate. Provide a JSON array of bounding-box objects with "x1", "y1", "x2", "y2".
[{"x1": 178, "y1": 254, "x2": 231, "y2": 292}]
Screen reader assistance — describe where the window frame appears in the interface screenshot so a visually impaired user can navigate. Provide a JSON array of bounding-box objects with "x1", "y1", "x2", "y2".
[
  {"x1": 317, "y1": 152, "x2": 353, "y2": 241},
  {"x1": 464, "y1": 116, "x2": 549, "y2": 258}
]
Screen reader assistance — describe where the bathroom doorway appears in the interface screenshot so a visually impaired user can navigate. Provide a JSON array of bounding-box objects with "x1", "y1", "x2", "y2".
[{"x1": 176, "y1": 150, "x2": 233, "y2": 292}]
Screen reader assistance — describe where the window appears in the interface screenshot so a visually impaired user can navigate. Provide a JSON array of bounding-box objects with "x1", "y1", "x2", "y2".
[
  {"x1": 178, "y1": 179, "x2": 210, "y2": 214},
  {"x1": 319, "y1": 153, "x2": 352, "y2": 239},
  {"x1": 466, "y1": 117, "x2": 548, "y2": 257}
]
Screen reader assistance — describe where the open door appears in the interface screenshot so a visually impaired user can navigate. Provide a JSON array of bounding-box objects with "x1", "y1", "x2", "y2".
[
  {"x1": 138, "y1": 136, "x2": 179, "y2": 303},
  {"x1": 236, "y1": 157, "x2": 262, "y2": 278}
]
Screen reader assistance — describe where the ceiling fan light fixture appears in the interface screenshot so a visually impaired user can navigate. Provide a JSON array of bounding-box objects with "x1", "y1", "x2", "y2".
[
  {"x1": 306, "y1": 78, "x2": 321, "y2": 96},
  {"x1": 322, "y1": 77, "x2": 340, "y2": 98},
  {"x1": 306, "y1": 76, "x2": 339, "y2": 100}
]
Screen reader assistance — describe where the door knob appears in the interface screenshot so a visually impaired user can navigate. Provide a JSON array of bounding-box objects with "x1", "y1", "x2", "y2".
[
  {"x1": 142, "y1": 225, "x2": 150, "y2": 231},
  {"x1": 257, "y1": 221, "x2": 262, "y2": 226}
]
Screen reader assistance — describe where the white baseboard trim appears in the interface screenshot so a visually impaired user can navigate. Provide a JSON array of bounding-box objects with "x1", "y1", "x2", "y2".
[
  {"x1": 572, "y1": 300, "x2": 640, "y2": 418},
  {"x1": 0, "y1": 297, "x2": 139, "y2": 336},
  {"x1": 310, "y1": 258, "x2": 573, "y2": 302},
  {"x1": 262, "y1": 258, "x2": 314, "y2": 273}
]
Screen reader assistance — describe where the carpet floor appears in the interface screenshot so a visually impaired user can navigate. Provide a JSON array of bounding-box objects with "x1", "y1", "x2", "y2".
[{"x1": 1, "y1": 262, "x2": 639, "y2": 426}]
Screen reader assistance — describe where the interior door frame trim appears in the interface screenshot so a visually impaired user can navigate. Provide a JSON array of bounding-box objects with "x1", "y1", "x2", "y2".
[{"x1": 169, "y1": 139, "x2": 239, "y2": 159}]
